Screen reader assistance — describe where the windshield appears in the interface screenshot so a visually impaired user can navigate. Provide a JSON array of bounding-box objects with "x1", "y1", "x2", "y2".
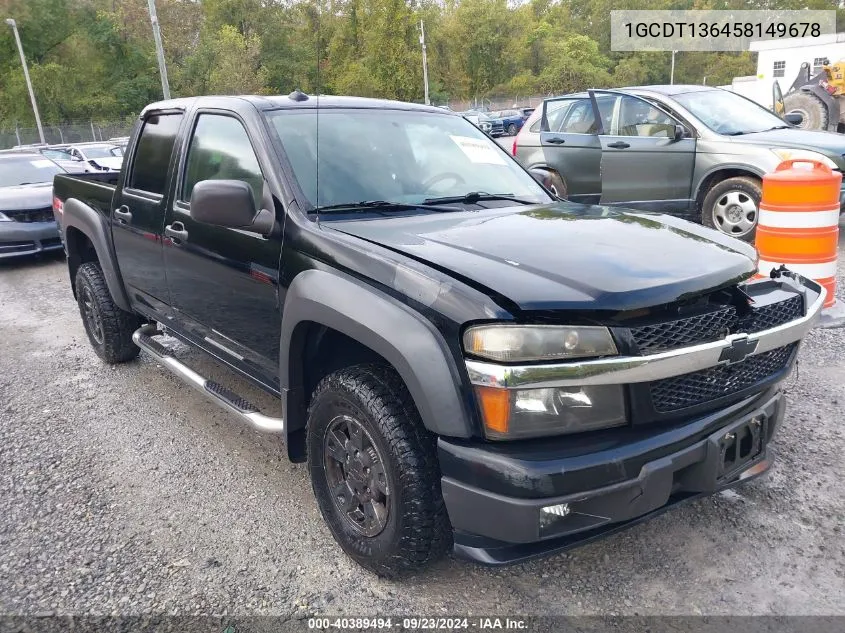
[
  {"x1": 673, "y1": 89, "x2": 787, "y2": 135},
  {"x1": 0, "y1": 156, "x2": 62, "y2": 187},
  {"x1": 80, "y1": 146, "x2": 119, "y2": 159},
  {"x1": 41, "y1": 148, "x2": 72, "y2": 160},
  {"x1": 265, "y1": 108, "x2": 550, "y2": 211}
]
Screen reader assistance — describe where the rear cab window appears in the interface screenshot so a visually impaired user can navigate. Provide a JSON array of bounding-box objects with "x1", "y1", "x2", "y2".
[{"x1": 127, "y1": 113, "x2": 184, "y2": 195}]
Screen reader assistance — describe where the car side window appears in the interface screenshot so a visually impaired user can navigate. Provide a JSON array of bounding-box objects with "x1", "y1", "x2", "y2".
[
  {"x1": 181, "y1": 114, "x2": 264, "y2": 208},
  {"x1": 127, "y1": 113, "x2": 184, "y2": 194},
  {"x1": 614, "y1": 95, "x2": 677, "y2": 138},
  {"x1": 535, "y1": 99, "x2": 575, "y2": 133},
  {"x1": 557, "y1": 99, "x2": 597, "y2": 134}
]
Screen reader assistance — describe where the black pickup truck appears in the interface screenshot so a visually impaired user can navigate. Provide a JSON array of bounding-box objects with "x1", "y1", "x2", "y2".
[{"x1": 53, "y1": 92, "x2": 824, "y2": 577}]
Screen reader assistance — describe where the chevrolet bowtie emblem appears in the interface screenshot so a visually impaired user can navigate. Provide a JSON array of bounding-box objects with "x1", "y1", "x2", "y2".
[{"x1": 718, "y1": 336, "x2": 759, "y2": 366}]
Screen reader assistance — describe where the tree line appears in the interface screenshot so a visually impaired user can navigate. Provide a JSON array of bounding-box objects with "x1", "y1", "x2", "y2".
[{"x1": 0, "y1": 0, "x2": 840, "y2": 128}]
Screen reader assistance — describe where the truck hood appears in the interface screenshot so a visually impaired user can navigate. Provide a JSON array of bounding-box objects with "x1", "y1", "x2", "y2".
[
  {"x1": 0, "y1": 183, "x2": 53, "y2": 211},
  {"x1": 328, "y1": 203, "x2": 757, "y2": 312},
  {"x1": 737, "y1": 128, "x2": 845, "y2": 165}
]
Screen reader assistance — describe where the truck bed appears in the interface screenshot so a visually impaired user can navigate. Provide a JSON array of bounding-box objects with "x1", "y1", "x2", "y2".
[{"x1": 53, "y1": 171, "x2": 120, "y2": 219}]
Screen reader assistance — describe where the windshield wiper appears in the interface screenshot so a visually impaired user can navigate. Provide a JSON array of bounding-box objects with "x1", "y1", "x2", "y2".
[
  {"x1": 422, "y1": 191, "x2": 535, "y2": 205},
  {"x1": 313, "y1": 200, "x2": 456, "y2": 214},
  {"x1": 763, "y1": 125, "x2": 791, "y2": 131}
]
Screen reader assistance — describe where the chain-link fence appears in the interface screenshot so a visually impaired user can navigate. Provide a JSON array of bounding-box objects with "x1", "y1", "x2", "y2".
[
  {"x1": 440, "y1": 94, "x2": 551, "y2": 113},
  {"x1": 0, "y1": 119, "x2": 135, "y2": 149}
]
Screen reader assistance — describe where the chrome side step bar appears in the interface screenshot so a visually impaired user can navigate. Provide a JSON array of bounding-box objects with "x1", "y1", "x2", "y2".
[{"x1": 132, "y1": 324, "x2": 285, "y2": 434}]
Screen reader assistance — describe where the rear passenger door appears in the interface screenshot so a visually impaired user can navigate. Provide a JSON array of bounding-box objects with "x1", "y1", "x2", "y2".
[
  {"x1": 162, "y1": 110, "x2": 283, "y2": 386},
  {"x1": 539, "y1": 97, "x2": 601, "y2": 203},
  {"x1": 112, "y1": 111, "x2": 184, "y2": 317}
]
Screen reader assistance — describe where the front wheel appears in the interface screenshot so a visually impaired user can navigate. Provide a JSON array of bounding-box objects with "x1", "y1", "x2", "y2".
[
  {"x1": 507, "y1": 123, "x2": 517, "y2": 136},
  {"x1": 307, "y1": 364, "x2": 449, "y2": 577},
  {"x1": 701, "y1": 176, "x2": 761, "y2": 242}
]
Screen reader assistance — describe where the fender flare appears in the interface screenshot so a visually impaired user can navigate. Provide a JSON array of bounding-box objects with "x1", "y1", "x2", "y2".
[
  {"x1": 279, "y1": 269, "x2": 474, "y2": 440},
  {"x1": 62, "y1": 197, "x2": 132, "y2": 312}
]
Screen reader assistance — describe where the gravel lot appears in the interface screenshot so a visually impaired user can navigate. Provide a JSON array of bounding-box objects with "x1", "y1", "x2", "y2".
[{"x1": 1, "y1": 241, "x2": 844, "y2": 620}]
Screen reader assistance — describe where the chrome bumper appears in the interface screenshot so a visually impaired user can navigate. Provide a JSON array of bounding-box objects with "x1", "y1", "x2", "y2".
[{"x1": 465, "y1": 274, "x2": 825, "y2": 389}]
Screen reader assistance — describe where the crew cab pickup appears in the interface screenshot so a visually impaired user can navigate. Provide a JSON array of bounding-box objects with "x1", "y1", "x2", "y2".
[{"x1": 53, "y1": 92, "x2": 824, "y2": 576}]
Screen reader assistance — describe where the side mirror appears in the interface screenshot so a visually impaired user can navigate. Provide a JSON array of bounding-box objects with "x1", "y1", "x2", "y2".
[
  {"x1": 674, "y1": 124, "x2": 686, "y2": 141},
  {"x1": 785, "y1": 111, "x2": 804, "y2": 126},
  {"x1": 190, "y1": 179, "x2": 274, "y2": 236}
]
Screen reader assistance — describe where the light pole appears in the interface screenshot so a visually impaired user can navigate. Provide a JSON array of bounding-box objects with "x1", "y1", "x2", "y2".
[
  {"x1": 146, "y1": 0, "x2": 171, "y2": 99},
  {"x1": 419, "y1": 20, "x2": 430, "y2": 105},
  {"x1": 670, "y1": 50, "x2": 677, "y2": 85},
  {"x1": 5, "y1": 18, "x2": 45, "y2": 144}
]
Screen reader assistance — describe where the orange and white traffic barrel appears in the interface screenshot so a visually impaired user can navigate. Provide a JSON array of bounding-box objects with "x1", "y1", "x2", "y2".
[{"x1": 755, "y1": 159, "x2": 843, "y2": 328}]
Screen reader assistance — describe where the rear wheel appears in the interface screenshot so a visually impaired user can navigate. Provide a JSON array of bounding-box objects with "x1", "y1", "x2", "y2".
[
  {"x1": 545, "y1": 170, "x2": 568, "y2": 199},
  {"x1": 307, "y1": 364, "x2": 449, "y2": 577},
  {"x1": 702, "y1": 176, "x2": 761, "y2": 242},
  {"x1": 75, "y1": 262, "x2": 141, "y2": 363},
  {"x1": 507, "y1": 123, "x2": 517, "y2": 136},
  {"x1": 783, "y1": 91, "x2": 829, "y2": 131}
]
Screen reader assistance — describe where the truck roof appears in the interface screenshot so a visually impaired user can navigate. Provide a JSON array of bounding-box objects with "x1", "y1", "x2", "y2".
[{"x1": 141, "y1": 92, "x2": 451, "y2": 117}]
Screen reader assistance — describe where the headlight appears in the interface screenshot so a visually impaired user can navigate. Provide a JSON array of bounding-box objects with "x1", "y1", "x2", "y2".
[
  {"x1": 0, "y1": 212, "x2": 12, "y2": 222},
  {"x1": 770, "y1": 148, "x2": 838, "y2": 169},
  {"x1": 475, "y1": 384, "x2": 626, "y2": 439},
  {"x1": 463, "y1": 324, "x2": 617, "y2": 362}
]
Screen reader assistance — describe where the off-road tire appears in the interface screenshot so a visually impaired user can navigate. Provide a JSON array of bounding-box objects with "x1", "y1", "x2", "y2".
[
  {"x1": 307, "y1": 364, "x2": 451, "y2": 577},
  {"x1": 783, "y1": 91, "x2": 829, "y2": 131},
  {"x1": 75, "y1": 262, "x2": 141, "y2": 363},
  {"x1": 702, "y1": 176, "x2": 762, "y2": 242}
]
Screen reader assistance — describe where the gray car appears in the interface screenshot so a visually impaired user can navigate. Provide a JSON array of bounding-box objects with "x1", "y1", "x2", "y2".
[
  {"x1": 0, "y1": 152, "x2": 64, "y2": 258},
  {"x1": 514, "y1": 85, "x2": 845, "y2": 240}
]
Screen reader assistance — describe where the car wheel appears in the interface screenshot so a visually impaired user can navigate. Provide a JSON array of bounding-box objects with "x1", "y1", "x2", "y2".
[
  {"x1": 545, "y1": 171, "x2": 568, "y2": 199},
  {"x1": 75, "y1": 262, "x2": 141, "y2": 363},
  {"x1": 507, "y1": 123, "x2": 517, "y2": 136},
  {"x1": 702, "y1": 176, "x2": 761, "y2": 242},
  {"x1": 307, "y1": 364, "x2": 450, "y2": 578}
]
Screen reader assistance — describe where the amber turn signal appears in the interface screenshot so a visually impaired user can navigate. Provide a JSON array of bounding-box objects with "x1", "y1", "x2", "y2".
[{"x1": 475, "y1": 386, "x2": 511, "y2": 435}]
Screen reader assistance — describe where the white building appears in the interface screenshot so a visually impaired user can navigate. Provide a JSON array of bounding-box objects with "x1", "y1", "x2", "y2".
[{"x1": 724, "y1": 33, "x2": 845, "y2": 108}]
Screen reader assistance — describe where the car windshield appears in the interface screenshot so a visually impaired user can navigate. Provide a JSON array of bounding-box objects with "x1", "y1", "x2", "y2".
[
  {"x1": 673, "y1": 89, "x2": 788, "y2": 135},
  {"x1": 0, "y1": 156, "x2": 62, "y2": 187},
  {"x1": 265, "y1": 108, "x2": 550, "y2": 211},
  {"x1": 80, "y1": 146, "x2": 118, "y2": 158}
]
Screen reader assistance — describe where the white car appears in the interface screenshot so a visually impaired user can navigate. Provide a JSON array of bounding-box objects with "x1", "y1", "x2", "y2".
[{"x1": 67, "y1": 143, "x2": 124, "y2": 172}]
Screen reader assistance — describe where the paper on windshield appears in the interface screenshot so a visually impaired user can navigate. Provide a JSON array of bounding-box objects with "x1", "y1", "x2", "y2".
[
  {"x1": 30, "y1": 159, "x2": 55, "y2": 168},
  {"x1": 449, "y1": 135, "x2": 507, "y2": 165}
]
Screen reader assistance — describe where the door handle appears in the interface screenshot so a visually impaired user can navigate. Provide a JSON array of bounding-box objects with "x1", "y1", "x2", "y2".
[
  {"x1": 113, "y1": 205, "x2": 132, "y2": 223},
  {"x1": 545, "y1": 137, "x2": 566, "y2": 144},
  {"x1": 608, "y1": 141, "x2": 630, "y2": 149},
  {"x1": 164, "y1": 222, "x2": 188, "y2": 243}
]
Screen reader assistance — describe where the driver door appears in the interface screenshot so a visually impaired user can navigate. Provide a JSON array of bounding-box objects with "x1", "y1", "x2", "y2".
[
  {"x1": 162, "y1": 110, "x2": 283, "y2": 384},
  {"x1": 593, "y1": 90, "x2": 696, "y2": 213}
]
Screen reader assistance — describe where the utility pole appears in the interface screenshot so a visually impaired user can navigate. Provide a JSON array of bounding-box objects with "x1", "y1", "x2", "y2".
[
  {"x1": 146, "y1": 0, "x2": 171, "y2": 99},
  {"x1": 670, "y1": 50, "x2": 677, "y2": 85},
  {"x1": 5, "y1": 19, "x2": 45, "y2": 144},
  {"x1": 419, "y1": 20, "x2": 430, "y2": 105}
]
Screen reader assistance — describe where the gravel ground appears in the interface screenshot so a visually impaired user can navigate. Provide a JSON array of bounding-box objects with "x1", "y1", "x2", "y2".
[{"x1": 1, "y1": 242, "x2": 844, "y2": 621}]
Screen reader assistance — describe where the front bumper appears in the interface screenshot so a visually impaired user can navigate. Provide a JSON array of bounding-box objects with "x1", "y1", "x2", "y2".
[
  {"x1": 441, "y1": 388, "x2": 784, "y2": 565},
  {"x1": 445, "y1": 272, "x2": 822, "y2": 565},
  {"x1": 0, "y1": 221, "x2": 62, "y2": 258}
]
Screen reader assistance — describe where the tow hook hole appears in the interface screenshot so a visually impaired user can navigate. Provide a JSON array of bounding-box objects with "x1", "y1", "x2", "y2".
[{"x1": 739, "y1": 427, "x2": 753, "y2": 459}]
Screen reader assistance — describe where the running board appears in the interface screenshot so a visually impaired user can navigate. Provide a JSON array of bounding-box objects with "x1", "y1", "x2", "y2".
[{"x1": 132, "y1": 324, "x2": 285, "y2": 433}]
